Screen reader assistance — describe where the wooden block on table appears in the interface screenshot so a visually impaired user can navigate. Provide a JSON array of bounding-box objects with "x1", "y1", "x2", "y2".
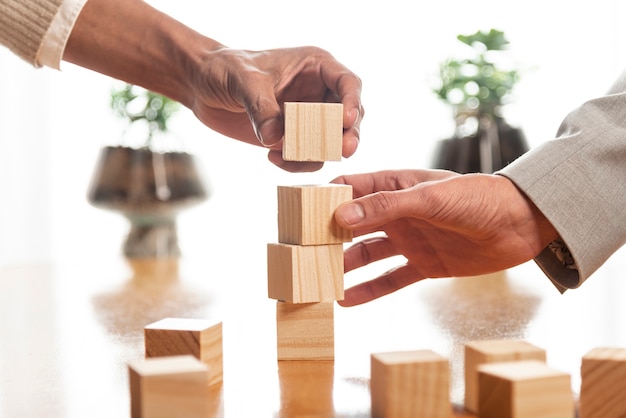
[
  {"x1": 144, "y1": 318, "x2": 223, "y2": 386},
  {"x1": 370, "y1": 350, "x2": 451, "y2": 418},
  {"x1": 580, "y1": 347, "x2": 626, "y2": 418},
  {"x1": 278, "y1": 184, "x2": 353, "y2": 245},
  {"x1": 464, "y1": 339, "x2": 546, "y2": 413},
  {"x1": 278, "y1": 360, "x2": 335, "y2": 417},
  {"x1": 267, "y1": 243, "x2": 344, "y2": 303},
  {"x1": 128, "y1": 355, "x2": 210, "y2": 418},
  {"x1": 276, "y1": 301, "x2": 334, "y2": 360},
  {"x1": 477, "y1": 360, "x2": 573, "y2": 418},
  {"x1": 283, "y1": 102, "x2": 343, "y2": 162}
]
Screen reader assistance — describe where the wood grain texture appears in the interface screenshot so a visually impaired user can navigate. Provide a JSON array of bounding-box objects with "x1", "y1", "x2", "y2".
[
  {"x1": 579, "y1": 347, "x2": 626, "y2": 418},
  {"x1": 267, "y1": 243, "x2": 344, "y2": 303},
  {"x1": 370, "y1": 350, "x2": 451, "y2": 418},
  {"x1": 6, "y1": 259, "x2": 621, "y2": 417},
  {"x1": 144, "y1": 318, "x2": 223, "y2": 386},
  {"x1": 128, "y1": 355, "x2": 211, "y2": 418},
  {"x1": 477, "y1": 360, "x2": 573, "y2": 418},
  {"x1": 283, "y1": 102, "x2": 343, "y2": 162},
  {"x1": 464, "y1": 339, "x2": 546, "y2": 413},
  {"x1": 277, "y1": 360, "x2": 335, "y2": 417},
  {"x1": 277, "y1": 184, "x2": 352, "y2": 246},
  {"x1": 276, "y1": 301, "x2": 334, "y2": 360}
]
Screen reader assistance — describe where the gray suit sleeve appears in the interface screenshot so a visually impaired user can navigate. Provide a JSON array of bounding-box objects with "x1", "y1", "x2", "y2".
[{"x1": 498, "y1": 70, "x2": 626, "y2": 291}]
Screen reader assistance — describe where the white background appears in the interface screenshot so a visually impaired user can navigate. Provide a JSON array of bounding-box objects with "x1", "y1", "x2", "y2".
[{"x1": 1, "y1": 0, "x2": 626, "y2": 266}]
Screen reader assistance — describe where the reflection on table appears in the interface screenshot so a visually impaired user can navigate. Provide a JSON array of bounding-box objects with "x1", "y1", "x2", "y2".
[{"x1": 0, "y1": 252, "x2": 624, "y2": 417}]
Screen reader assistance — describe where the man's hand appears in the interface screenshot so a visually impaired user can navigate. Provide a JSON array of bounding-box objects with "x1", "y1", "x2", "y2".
[
  {"x1": 191, "y1": 46, "x2": 363, "y2": 172},
  {"x1": 64, "y1": 0, "x2": 363, "y2": 173},
  {"x1": 333, "y1": 170, "x2": 558, "y2": 306}
]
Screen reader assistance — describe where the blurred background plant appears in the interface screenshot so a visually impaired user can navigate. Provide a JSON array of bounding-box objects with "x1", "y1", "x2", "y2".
[
  {"x1": 431, "y1": 28, "x2": 529, "y2": 173},
  {"x1": 433, "y1": 28, "x2": 520, "y2": 127},
  {"x1": 87, "y1": 83, "x2": 208, "y2": 259},
  {"x1": 110, "y1": 83, "x2": 181, "y2": 149}
]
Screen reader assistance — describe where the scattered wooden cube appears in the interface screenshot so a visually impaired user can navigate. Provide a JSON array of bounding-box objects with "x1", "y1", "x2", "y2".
[
  {"x1": 144, "y1": 318, "x2": 223, "y2": 386},
  {"x1": 267, "y1": 243, "x2": 344, "y2": 303},
  {"x1": 283, "y1": 102, "x2": 343, "y2": 162},
  {"x1": 477, "y1": 360, "x2": 573, "y2": 418},
  {"x1": 276, "y1": 301, "x2": 334, "y2": 360},
  {"x1": 580, "y1": 346, "x2": 626, "y2": 418},
  {"x1": 277, "y1": 184, "x2": 353, "y2": 246},
  {"x1": 464, "y1": 339, "x2": 546, "y2": 413},
  {"x1": 128, "y1": 355, "x2": 210, "y2": 418},
  {"x1": 370, "y1": 349, "x2": 451, "y2": 418}
]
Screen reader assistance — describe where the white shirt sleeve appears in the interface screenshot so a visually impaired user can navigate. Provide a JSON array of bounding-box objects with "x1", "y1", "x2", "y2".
[{"x1": 35, "y1": 0, "x2": 89, "y2": 70}]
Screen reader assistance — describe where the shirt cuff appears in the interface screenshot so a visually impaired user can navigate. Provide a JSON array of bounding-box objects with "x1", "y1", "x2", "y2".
[
  {"x1": 36, "y1": 0, "x2": 89, "y2": 70},
  {"x1": 535, "y1": 238, "x2": 581, "y2": 293}
]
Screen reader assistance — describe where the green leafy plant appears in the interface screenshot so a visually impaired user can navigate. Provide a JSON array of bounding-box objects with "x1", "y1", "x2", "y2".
[
  {"x1": 433, "y1": 29, "x2": 520, "y2": 119},
  {"x1": 110, "y1": 83, "x2": 181, "y2": 147}
]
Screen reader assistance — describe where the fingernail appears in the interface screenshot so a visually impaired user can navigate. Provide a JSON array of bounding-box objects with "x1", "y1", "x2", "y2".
[
  {"x1": 349, "y1": 108, "x2": 360, "y2": 124},
  {"x1": 258, "y1": 118, "x2": 281, "y2": 147},
  {"x1": 338, "y1": 203, "x2": 364, "y2": 225}
]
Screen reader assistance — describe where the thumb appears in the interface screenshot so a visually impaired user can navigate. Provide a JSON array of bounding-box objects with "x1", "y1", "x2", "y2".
[
  {"x1": 244, "y1": 92, "x2": 284, "y2": 148},
  {"x1": 335, "y1": 189, "x2": 416, "y2": 230}
]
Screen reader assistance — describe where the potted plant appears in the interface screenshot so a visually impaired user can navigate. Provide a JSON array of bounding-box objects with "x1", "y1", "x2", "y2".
[
  {"x1": 431, "y1": 29, "x2": 529, "y2": 173},
  {"x1": 87, "y1": 83, "x2": 209, "y2": 259}
]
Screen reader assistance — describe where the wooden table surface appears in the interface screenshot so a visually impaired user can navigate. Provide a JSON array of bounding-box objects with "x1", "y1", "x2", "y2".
[{"x1": 0, "y1": 253, "x2": 624, "y2": 417}]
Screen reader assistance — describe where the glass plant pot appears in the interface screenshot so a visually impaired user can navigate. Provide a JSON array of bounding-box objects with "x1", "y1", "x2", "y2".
[{"x1": 87, "y1": 145, "x2": 209, "y2": 259}]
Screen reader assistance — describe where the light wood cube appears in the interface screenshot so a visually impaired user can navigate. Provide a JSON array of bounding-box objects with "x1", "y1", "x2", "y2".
[
  {"x1": 276, "y1": 301, "x2": 334, "y2": 360},
  {"x1": 283, "y1": 102, "x2": 343, "y2": 162},
  {"x1": 277, "y1": 360, "x2": 334, "y2": 418},
  {"x1": 277, "y1": 184, "x2": 352, "y2": 245},
  {"x1": 477, "y1": 360, "x2": 573, "y2": 418},
  {"x1": 371, "y1": 350, "x2": 451, "y2": 418},
  {"x1": 464, "y1": 339, "x2": 546, "y2": 413},
  {"x1": 144, "y1": 318, "x2": 223, "y2": 386},
  {"x1": 580, "y1": 347, "x2": 626, "y2": 418},
  {"x1": 267, "y1": 243, "x2": 344, "y2": 303},
  {"x1": 128, "y1": 355, "x2": 210, "y2": 418}
]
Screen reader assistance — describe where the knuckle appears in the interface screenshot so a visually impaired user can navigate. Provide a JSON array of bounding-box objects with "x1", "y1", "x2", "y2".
[
  {"x1": 419, "y1": 185, "x2": 452, "y2": 220},
  {"x1": 369, "y1": 191, "x2": 396, "y2": 212},
  {"x1": 356, "y1": 241, "x2": 373, "y2": 264},
  {"x1": 247, "y1": 95, "x2": 275, "y2": 115}
]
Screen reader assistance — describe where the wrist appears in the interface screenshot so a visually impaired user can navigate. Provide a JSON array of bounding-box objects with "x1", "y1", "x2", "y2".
[
  {"x1": 497, "y1": 174, "x2": 559, "y2": 251},
  {"x1": 154, "y1": 21, "x2": 225, "y2": 109},
  {"x1": 64, "y1": 0, "x2": 224, "y2": 107}
]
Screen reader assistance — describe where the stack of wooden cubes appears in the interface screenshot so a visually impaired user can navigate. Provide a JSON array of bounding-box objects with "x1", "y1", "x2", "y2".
[{"x1": 267, "y1": 102, "x2": 351, "y2": 360}]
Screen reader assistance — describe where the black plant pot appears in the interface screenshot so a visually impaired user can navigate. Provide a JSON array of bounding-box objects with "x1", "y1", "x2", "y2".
[
  {"x1": 432, "y1": 119, "x2": 529, "y2": 174},
  {"x1": 87, "y1": 145, "x2": 209, "y2": 258}
]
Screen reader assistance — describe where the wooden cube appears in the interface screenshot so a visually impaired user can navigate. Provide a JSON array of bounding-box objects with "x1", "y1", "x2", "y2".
[
  {"x1": 580, "y1": 347, "x2": 626, "y2": 418},
  {"x1": 371, "y1": 350, "x2": 451, "y2": 418},
  {"x1": 276, "y1": 301, "x2": 334, "y2": 360},
  {"x1": 277, "y1": 360, "x2": 334, "y2": 417},
  {"x1": 277, "y1": 184, "x2": 352, "y2": 245},
  {"x1": 128, "y1": 355, "x2": 210, "y2": 418},
  {"x1": 283, "y1": 102, "x2": 343, "y2": 162},
  {"x1": 477, "y1": 360, "x2": 573, "y2": 418},
  {"x1": 267, "y1": 243, "x2": 344, "y2": 303},
  {"x1": 464, "y1": 339, "x2": 546, "y2": 413},
  {"x1": 144, "y1": 318, "x2": 223, "y2": 386}
]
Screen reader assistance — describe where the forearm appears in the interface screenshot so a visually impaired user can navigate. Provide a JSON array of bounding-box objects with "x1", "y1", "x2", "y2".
[
  {"x1": 499, "y1": 83, "x2": 626, "y2": 290},
  {"x1": 63, "y1": 0, "x2": 223, "y2": 108}
]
